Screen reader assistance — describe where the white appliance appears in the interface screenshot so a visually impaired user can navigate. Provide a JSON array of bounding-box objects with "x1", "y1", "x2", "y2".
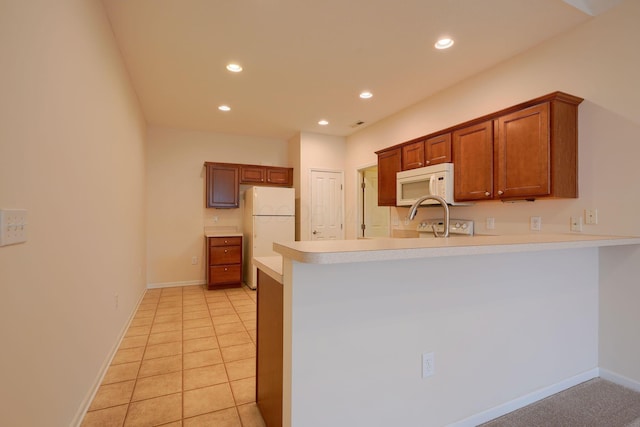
[
  {"x1": 243, "y1": 186, "x2": 295, "y2": 289},
  {"x1": 396, "y1": 163, "x2": 465, "y2": 206}
]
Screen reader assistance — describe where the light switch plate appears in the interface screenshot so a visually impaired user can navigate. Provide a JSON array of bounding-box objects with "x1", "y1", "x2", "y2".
[{"x1": 0, "y1": 209, "x2": 28, "y2": 246}]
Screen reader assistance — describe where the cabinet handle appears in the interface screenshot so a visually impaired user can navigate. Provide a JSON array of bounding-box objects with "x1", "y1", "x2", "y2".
[
  {"x1": 418, "y1": 162, "x2": 422, "y2": 166},
  {"x1": 224, "y1": 249, "x2": 228, "y2": 253},
  {"x1": 426, "y1": 160, "x2": 430, "y2": 165},
  {"x1": 485, "y1": 191, "x2": 491, "y2": 197},
  {"x1": 224, "y1": 240, "x2": 228, "y2": 244},
  {"x1": 498, "y1": 190, "x2": 504, "y2": 195},
  {"x1": 224, "y1": 268, "x2": 228, "y2": 271}
]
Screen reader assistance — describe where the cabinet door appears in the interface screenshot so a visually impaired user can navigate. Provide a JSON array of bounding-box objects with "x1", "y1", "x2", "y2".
[
  {"x1": 453, "y1": 121, "x2": 494, "y2": 201},
  {"x1": 425, "y1": 133, "x2": 451, "y2": 166},
  {"x1": 240, "y1": 166, "x2": 266, "y2": 184},
  {"x1": 401, "y1": 141, "x2": 425, "y2": 170},
  {"x1": 496, "y1": 103, "x2": 550, "y2": 199},
  {"x1": 377, "y1": 148, "x2": 401, "y2": 206},
  {"x1": 266, "y1": 167, "x2": 293, "y2": 186},
  {"x1": 206, "y1": 164, "x2": 239, "y2": 208}
]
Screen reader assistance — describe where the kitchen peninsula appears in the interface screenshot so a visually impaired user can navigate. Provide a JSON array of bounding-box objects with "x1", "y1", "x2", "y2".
[{"x1": 264, "y1": 234, "x2": 640, "y2": 427}]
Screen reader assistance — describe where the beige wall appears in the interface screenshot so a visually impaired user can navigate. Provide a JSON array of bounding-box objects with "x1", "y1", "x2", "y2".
[
  {"x1": 345, "y1": 0, "x2": 640, "y2": 385},
  {"x1": 0, "y1": 1, "x2": 147, "y2": 425},
  {"x1": 145, "y1": 126, "x2": 289, "y2": 286},
  {"x1": 346, "y1": 0, "x2": 640, "y2": 238},
  {"x1": 294, "y1": 132, "x2": 346, "y2": 241}
]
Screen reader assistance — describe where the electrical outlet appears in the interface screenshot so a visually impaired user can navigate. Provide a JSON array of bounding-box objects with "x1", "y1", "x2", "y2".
[
  {"x1": 0, "y1": 209, "x2": 28, "y2": 246},
  {"x1": 191, "y1": 256, "x2": 198, "y2": 265},
  {"x1": 486, "y1": 217, "x2": 495, "y2": 230},
  {"x1": 585, "y1": 209, "x2": 598, "y2": 225},
  {"x1": 422, "y1": 352, "x2": 435, "y2": 378},
  {"x1": 530, "y1": 216, "x2": 542, "y2": 231},
  {"x1": 571, "y1": 216, "x2": 583, "y2": 232}
]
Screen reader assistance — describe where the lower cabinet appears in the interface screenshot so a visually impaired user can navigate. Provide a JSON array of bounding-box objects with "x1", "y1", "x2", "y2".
[
  {"x1": 206, "y1": 236, "x2": 242, "y2": 290},
  {"x1": 256, "y1": 269, "x2": 283, "y2": 427}
]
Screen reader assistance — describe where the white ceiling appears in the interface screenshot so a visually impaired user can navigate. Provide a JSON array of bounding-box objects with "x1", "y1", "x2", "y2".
[{"x1": 101, "y1": 0, "x2": 621, "y2": 140}]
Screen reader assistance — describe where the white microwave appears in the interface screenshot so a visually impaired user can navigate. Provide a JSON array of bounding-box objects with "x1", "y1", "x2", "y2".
[{"x1": 396, "y1": 163, "x2": 463, "y2": 206}]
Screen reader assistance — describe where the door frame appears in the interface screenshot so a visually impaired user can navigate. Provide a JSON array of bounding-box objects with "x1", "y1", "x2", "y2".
[
  {"x1": 308, "y1": 168, "x2": 345, "y2": 241},
  {"x1": 356, "y1": 163, "x2": 390, "y2": 239}
]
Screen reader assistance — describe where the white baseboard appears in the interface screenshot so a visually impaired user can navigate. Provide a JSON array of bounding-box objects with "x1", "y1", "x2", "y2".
[
  {"x1": 599, "y1": 368, "x2": 640, "y2": 393},
  {"x1": 146, "y1": 279, "x2": 205, "y2": 289},
  {"x1": 70, "y1": 288, "x2": 147, "y2": 427},
  {"x1": 449, "y1": 368, "x2": 600, "y2": 427}
]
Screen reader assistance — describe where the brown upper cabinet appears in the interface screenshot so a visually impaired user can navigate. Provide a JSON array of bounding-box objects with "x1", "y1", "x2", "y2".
[
  {"x1": 425, "y1": 133, "x2": 452, "y2": 166},
  {"x1": 265, "y1": 167, "x2": 293, "y2": 186},
  {"x1": 454, "y1": 93, "x2": 581, "y2": 202},
  {"x1": 239, "y1": 165, "x2": 293, "y2": 187},
  {"x1": 399, "y1": 133, "x2": 453, "y2": 171},
  {"x1": 205, "y1": 163, "x2": 240, "y2": 208},
  {"x1": 401, "y1": 141, "x2": 425, "y2": 170},
  {"x1": 453, "y1": 121, "x2": 494, "y2": 201},
  {"x1": 240, "y1": 165, "x2": 266, "y2": 184},
  {"x1": 376, "y1": 91, "x2": 583, "y2": 206},
  {"x1": 376, "y1": 148, "x2": 402, "y2": 206},
  {"x1": 206, "y1": 162, "x2": 293, "y2": 208}
]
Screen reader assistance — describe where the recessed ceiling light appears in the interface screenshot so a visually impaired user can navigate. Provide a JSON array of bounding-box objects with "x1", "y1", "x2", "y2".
[
  {"x1": 435, "y1": 38, "x2": 454, "y2": 50},
  {"x1": 359, "y1": 91, "x2": 373, "y2": 99},
  {"x1": 226, "y1": 63, "x2": 243, "y2": 72},
  {"x1": 218, "y1": 105, "x2": 231, "y2": 111},
  {"x1": 318, "y1": 119, "x2": 329, "y2": 126}
]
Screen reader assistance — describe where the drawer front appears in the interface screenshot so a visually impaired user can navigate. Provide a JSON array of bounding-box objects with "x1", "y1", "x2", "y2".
[
  {"x1": 209, "y1": 265, "x2": 242, "y2": 284},
  {"x1": 209, "y1": 236, "x2": 242, "y2": 247},
  {"x1": 210, "y1": 245, "x2": 241, "y2": 265}
]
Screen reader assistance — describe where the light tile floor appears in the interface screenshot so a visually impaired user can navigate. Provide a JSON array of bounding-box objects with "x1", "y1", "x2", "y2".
[{"x1": 81, "y1": 285, "x2": 266, "y2": 427}]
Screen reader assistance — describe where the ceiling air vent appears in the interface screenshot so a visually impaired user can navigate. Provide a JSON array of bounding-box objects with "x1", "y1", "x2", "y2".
[{"x1": 350, "y1": 121, "x2": 365, "y2": 128}]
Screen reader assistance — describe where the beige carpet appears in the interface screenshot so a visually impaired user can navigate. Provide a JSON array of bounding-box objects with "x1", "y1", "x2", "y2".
[{"x1": 480, "y1": 378, "x2": 640, "y2": 427}]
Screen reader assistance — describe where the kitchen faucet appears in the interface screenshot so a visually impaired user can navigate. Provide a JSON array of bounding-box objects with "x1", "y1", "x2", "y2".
[{"x1": 407, "y1": 195, "x2": 450, "y2": 237}]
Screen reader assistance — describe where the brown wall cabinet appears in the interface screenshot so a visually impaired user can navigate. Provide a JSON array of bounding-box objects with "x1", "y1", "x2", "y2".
[
  {"x1": 206, "y1": 162, "x2": 293, "y2": 208},
  {"x1": 239, "y1": 165, "x2": 293, "y2": 187},
  {"x1": 205, "y1": 163, "x2": 239, "y2": 208},
  {"x1": 401, "y1": 141, "x2": 425, "y2": 170},
  {"x1": 206, "y1": 236, "x2": 242, "y2": 290},
  {"x1": 376, "y1": 91, "x2": 582, "y2": 206},
  {"x1": 425, "y1": 133, "x2": 452, "y2": 166},
  {"x1": 376, "y1": 148, "x2": 402, "y2": 206},
  {"x1": 453, "y1": 121, "x2": 495, "y2": 201},
  {"x1": 454, "y1": 95, "x2": 581, "y2": 202}
]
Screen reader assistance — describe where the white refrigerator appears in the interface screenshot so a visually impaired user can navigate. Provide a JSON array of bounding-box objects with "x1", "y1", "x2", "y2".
[{"x1": 243, "y1": 186, "x2": 295, "y2": 289}]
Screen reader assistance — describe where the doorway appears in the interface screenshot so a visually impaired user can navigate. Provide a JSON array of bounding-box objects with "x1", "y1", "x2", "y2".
[{"x1": 358, "y1": 165, "x2": 390, "y2": 238}]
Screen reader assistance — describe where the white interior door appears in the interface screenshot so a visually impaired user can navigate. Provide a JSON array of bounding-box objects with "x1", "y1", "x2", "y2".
[
  {"x1": 310, "y1": 170, "x2": 344, "y2": 241},
  {"x1": 363, "y1": 167, "x2": 389, "y2": 238}
]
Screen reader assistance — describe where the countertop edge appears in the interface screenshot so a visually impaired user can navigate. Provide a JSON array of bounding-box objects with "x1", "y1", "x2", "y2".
[
  {"x1": 253, "y1": 256, "x2": 283, "y2": 283},
  {"x1": 274, "y1": 235, "x2": 640, "y2": 265}
]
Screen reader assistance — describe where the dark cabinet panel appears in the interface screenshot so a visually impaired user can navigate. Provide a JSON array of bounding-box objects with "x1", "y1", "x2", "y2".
[
  {"x1": 206, "y1": 236, "x2": 242, "y2": 290},
  {"x1": 206, "y1": 163, "x2": 239, "y2": 208},
  {"x1": 425, "y1": 133, "x2": 451, "y2": 166},
  {"x1": 376, "y1": 148, "x2": 401, "y2": 206},
  {"x1": 453, "y1": 121, "x2": 495, "y2": 201},
  {"x1": 401, "y1": 141, "x2": 425, "y2": 170}
]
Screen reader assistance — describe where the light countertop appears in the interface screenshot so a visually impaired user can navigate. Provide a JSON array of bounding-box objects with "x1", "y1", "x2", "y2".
[
  {"x1": 204, "y1": 226, "x2": 243, "y2": 238},
  {"x1": 253, "y1": 256, "x2": 283, "y2": 283},
  {"x1": 273, "y1": 234, "x2": 640, "y2": 264},
  {"x1": 205, "y1": 232, "x2": 243, "y2": 238}
]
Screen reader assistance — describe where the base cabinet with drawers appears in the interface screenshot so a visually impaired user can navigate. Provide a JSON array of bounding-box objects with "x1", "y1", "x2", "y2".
[{"x1": 206, "y1": 235, "x2": 243, "y2": 290}]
